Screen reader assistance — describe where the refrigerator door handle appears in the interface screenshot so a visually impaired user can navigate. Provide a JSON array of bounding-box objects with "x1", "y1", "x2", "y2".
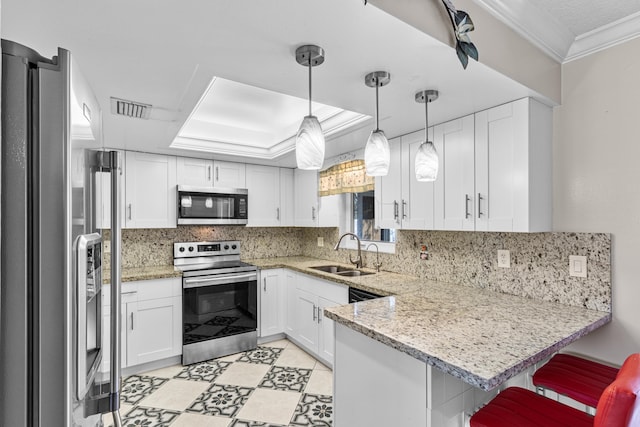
[{"x1": 107, "y1": 150, "x2": 124, "y2": 426}]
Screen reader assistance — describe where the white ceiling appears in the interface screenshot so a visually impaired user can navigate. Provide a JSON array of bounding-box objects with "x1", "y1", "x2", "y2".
[
  {"x1": 2, "y1": 0, "x2": 639, "y2": 168},
  {"x1": 476, "y1": 0, "x2": 640, "y2": 62}
]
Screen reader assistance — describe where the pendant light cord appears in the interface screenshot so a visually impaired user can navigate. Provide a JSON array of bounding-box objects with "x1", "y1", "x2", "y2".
[
  {"x1": 308, "y1": 58, "x2": 313, "y2": 117},
  {"x1": 424, "y1": 96, "x2": 429, "y2": 142},
  {"x1": 375, "y1": 79, "x2": 380, "y2": 132}
]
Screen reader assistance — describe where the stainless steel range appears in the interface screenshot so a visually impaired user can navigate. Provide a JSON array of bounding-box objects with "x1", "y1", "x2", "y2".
[{"x1": 174, "y1": 241, "x2": 258, "y2": 365}]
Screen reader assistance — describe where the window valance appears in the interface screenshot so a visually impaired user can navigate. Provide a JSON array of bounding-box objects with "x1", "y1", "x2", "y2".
[{"x1": 318, "y1": 159, "x2": 374, "y2": 196}]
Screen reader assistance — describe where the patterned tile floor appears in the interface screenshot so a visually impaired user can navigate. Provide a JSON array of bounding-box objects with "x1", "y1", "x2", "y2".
[{"x1": 103, "y1": 339, "x2": 333, "y2": 427}]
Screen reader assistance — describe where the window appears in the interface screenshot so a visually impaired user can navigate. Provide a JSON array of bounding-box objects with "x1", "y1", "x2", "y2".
[{"x1": 352, "y1": 190, "x2": 395, "y2": 243}]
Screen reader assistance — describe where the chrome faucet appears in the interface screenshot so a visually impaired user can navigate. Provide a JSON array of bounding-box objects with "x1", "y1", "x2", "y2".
[
  {"x1": 334, "y1": 232, "x2": 363, "y2": 269},
  {"x1": 366, "y1": 243, "x2": 382, "y2": 273}
]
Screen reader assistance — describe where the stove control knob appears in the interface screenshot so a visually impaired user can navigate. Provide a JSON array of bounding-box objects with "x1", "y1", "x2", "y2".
[
  {"x1": 179, "y1": 247, "x2": 185, "y2": 252},
  {"x1": 224, "y1": 245, "x2": 230, "y2": 250},
  {"x1": 188, "y1": 246, "x2": 194, "y2": 252},
  {"x1": 231, "y1": 244, "x2": 237, "y2": 250}
]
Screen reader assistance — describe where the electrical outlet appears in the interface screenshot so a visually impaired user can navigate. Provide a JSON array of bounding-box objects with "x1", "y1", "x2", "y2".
[
  {"x1": 497, "y1": 250, "x2": 510, "y2": 268},
  {"x1": 317, "y1": 237, "x2": 324, "y2": 247},
  {"x1": 569, "y1": 255, "x2": 587, "y2": 278},
  {"x1": 103, "y1": 240, "x2": 111, "y2": 254}
]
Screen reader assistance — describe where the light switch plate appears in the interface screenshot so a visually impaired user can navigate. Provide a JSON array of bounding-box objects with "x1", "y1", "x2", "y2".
[
  {"x1": 103, "y1": 240, "x2": 111, "y2": 254},
  {"x1": 317, "y1": 237, "x2": 324, "y2": 247},
  {"x1": 497, "y1": 250, "x2": 510, "y2": 268},
  {"x1": 569, "y1": 255, "x2": 587, "y2": 278}
]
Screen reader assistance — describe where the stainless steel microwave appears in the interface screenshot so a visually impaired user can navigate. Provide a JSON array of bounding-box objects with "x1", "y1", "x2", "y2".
[{"x1": 177, "y1": 185, "x2": 248, "y2": 225}]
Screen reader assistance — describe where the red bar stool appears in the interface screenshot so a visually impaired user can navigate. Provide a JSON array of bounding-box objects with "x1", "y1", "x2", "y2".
[
  {"x1": 470, "y1": 353, "x2": 640, "y2": 427},
  {"x1": 532, "y1": 353, "x2": 619, "y2": 408}
]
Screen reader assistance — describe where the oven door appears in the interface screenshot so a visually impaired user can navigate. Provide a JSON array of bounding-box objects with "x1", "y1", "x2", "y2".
[{"x1": 182, "y1": 271, "x2": 257, "y2": 364}]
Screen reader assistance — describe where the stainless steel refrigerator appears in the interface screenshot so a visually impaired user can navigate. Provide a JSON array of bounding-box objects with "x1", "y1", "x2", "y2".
[{"x1": 1, "y1": 40, "x2": 124, "y2": 426}]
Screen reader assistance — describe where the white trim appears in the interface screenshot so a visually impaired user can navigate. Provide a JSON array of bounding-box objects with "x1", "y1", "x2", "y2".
[
  {"x1": 564, "y1": 11, "x2": 640, "y2": 62},
  {"x1": 473, "y1": 0, "x2": 575, "y2": 62}
]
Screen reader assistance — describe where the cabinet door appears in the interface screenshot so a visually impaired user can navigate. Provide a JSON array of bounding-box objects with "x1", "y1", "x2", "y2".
[
  {"x1": 127, "y1": 296, "x2": 182, "y2": 366},
  {"x1": 295, "y1": 288, "x2": 319, "y2": 354},
  {"x1": 246, "y1": 164, "x2": 280, "y2": 226},
  {"x1": 434, "y1": 115, "x2": 475, "y2": 231},
  {"x1": 375, "y1": 137, "x2": 402, "y2": 229},
  {"x1": 101, "y1": 302, "x2": 129, "y2": 373},
  {"x1": 294, "y1": 169, "x2": 319, "y2": 226},
  {"x1": 279, "y1": 169, "x2": 295, "y2": 227},
  {"x1": 401, "y1": 129, "x2": 436, "y2": 230},
  {"x1": 213, "y1": 160, "x2": 246, "y2": 188},
  {"x1": 260, "y1": 269, "x2": 285, "y2": 337},
  {"x1": 475, "y1": 98, "x2": 552, "y2": 232},
  {"x1": 317, "y1": 296, "x2": 342, "y2": 367},
  {"x1": 284, "y1": 270, "x2": 297, "y2": 336},
  {"x1": 318, "y1": 194, "x2": 343, "y2": 228},
  {"x1": 95, "y1": 152, "x2": 126, "y2": 229},
  {"x1": 125, "y1": 152, "x2": 177, "y2": 228},
  {"x1": 176, "y1": 157, "x2": 213, "y2": 187}
]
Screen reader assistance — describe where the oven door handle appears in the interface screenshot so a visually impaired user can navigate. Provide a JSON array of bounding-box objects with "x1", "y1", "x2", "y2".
[{"x1": 183, "y1": 272, "x2": 258, "y2": 288}]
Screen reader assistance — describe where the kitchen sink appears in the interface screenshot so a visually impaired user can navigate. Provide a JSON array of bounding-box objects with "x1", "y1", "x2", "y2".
[
  {"x1": 310, "y1": 265, "x2": 354, "y2": 274},
  {"x1": 335, "y1": 270, "x2": 374, "y2": 277},
  {"x1": 310, "y1": 265, "x2": 375, "y2": 277}
]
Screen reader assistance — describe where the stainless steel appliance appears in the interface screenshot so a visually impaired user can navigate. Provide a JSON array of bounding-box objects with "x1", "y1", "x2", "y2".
[
  {"x1": 1, "y1": 40, "x2": 124, "y2": 427},
  {"x1": 177, "y1": 185, "x2": 248, "y2": 225},
  {"x1": 174, "y1": 241, "x2": 258, "y2": 364},
  {"x1": 348, "y1": 287, "x2": 383, "y2": 303}
]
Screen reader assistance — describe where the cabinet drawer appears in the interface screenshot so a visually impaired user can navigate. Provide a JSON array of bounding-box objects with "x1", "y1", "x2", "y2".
[
  {"x1": 296, "y1": 273, "x2": 348, "y2": 304},
  {"x1": 136, "y1": 277, "x2": 182, "y2": 301}
]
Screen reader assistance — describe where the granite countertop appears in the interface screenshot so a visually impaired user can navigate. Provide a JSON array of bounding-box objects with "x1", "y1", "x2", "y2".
[
  {"x1": 103, "y1": 265, "x2": 181, "y2": 284},
  {"x1": 246, "y1": 256, "x2": 612, "y2": 391}
]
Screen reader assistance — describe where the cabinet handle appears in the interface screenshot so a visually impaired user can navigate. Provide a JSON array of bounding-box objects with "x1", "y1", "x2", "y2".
[
  {"x1": 464, "y1": 195, "x2": 471, "y2": 219},
  {"x1": 208, "y1": 165, "x2": 212, "y2": 181},
  {"x1": 393, "y1": 201, "x2": 399, "y2": 222},
  {"x1": 128, "y1": 203, "x2": 132, "y2": 220},
  {"x1": 312, "y1": 304, "x2": 317, "y2": 322},
  {"x1": 215, "y1": 166, "x2": 219, "y2": 182},
  {"x1": 263, "y1": 277, "x2": 267, "y2": 292},
  {"x1": 402, "y1": 200, "x2": 407, "y2": 219},
  {"x1": 312, "y1": 206, "x2": 316, "y2": 221},
  {"x1": 276, "y1": 207, "x2": 280, "y2": 221},
  {"x1": 317, "y1": 307, "x2": 322, "y2": 324},
  {"x1": 478, "y1": 193, "x2": 483, "y2": 218},
  {"x1": 130, "y1": 312, "x2": 134, "y2": 330}
]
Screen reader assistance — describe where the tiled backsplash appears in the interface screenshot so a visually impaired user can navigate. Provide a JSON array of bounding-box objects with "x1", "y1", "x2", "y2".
[{"x1": 104, "y1": 227, "x2": 611, "y2": 312}]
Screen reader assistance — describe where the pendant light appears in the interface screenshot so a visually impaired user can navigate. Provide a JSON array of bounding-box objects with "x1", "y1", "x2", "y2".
[
  {"x1": 414, "y1": 90, "x2": 439, "y2": 182},
  {"x1": 295, "y1": 45, "x2": 326, "y2": 170},
  {"x1": 364, "y1": 71, "x2": 391, "y2": 176}
]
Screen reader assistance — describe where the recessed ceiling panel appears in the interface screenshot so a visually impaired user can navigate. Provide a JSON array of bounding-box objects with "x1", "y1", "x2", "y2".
[{"x1": 172, "y1": 77, "x2": 369, "y2": 158}]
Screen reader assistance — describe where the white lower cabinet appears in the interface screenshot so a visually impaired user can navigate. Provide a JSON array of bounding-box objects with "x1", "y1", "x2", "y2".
[
  {"x1": 290, "y1": 272, "x2": 348, "y2": 367},
  {"x1": 101, "y1": 277, "x2": 182, "y2": 373},
  {"x1": 259, "y1": 269, "x2": 286, "y2": 337}
]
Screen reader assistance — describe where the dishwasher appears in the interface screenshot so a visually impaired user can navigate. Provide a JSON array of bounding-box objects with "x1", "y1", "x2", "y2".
[{"x1": 348, "y1": 287, "x2": 383, "y2": 303}]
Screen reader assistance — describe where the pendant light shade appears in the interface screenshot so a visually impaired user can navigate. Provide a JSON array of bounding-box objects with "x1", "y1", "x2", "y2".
[
  {"x1": 364, "y1": 71, "x2": 391, "y2": 177},
  {"x1": 295, "y1": 45, "x2": 325, "y2": 170},
  {"x1": 364, "y1": 129, "x2": 391, "y2": 176},
  {"x1": 296, "y1": 115, "x2": 325, "y2": 170},
  {"x1": 414, "y1": 90, "x2": 439, "y2": 182}
]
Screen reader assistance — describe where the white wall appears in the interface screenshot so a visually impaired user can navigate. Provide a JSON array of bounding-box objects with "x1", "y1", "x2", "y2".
[{"x1": 555, "y1": 36, "x2": 640, "y2": 364}]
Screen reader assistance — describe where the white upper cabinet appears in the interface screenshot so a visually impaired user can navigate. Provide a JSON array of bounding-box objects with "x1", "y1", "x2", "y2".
[
  {"x1": 95, "y1": 150, "x2": 126, "y2": 229},
  {"x1": 474, "y1": 98, "x2": 551, "y2": 232},
  {"x1": 176, "y1": 157, "x2": 214, "y2": 187},
  {"x1": 434, "y1": 114, "x2": 476, "y2": 231},
  {"x1": 246, "y1": 164, "x2": 281, "y2": 226},
  {"x1": 400, "y1": 129, "x2": 436, "y2": 230},
  {"x1": 279, "y1": 168, "x2": 295, "y2": 227},
  {"x1": 294, "y1": 169, "x2": 319, "y2": 227},
  {"x1": 125, "y1": 151, "x2": 177, "y2": 228},
  {"x1": 176, "y1": 158, "x2": 245, "y2": 189},
  {"x1": 213, "y1": 160, "x2": 246, "y2": 189},
  {"x1": 375, "y1": 137, "x2": 402, "y2": 229}
]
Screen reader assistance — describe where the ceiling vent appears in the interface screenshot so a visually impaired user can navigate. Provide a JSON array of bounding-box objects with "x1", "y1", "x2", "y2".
[{"x1": 110, "y1": 97, "x2": 152, "y2": 119}]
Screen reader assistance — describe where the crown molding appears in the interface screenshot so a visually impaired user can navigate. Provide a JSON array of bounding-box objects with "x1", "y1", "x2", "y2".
[
  {"x1": 473, "y1": 0, "x2": 575, "y2": 63},
  {"x1": 565, "y1": 11, "x2": 640, "y2": 62}
]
